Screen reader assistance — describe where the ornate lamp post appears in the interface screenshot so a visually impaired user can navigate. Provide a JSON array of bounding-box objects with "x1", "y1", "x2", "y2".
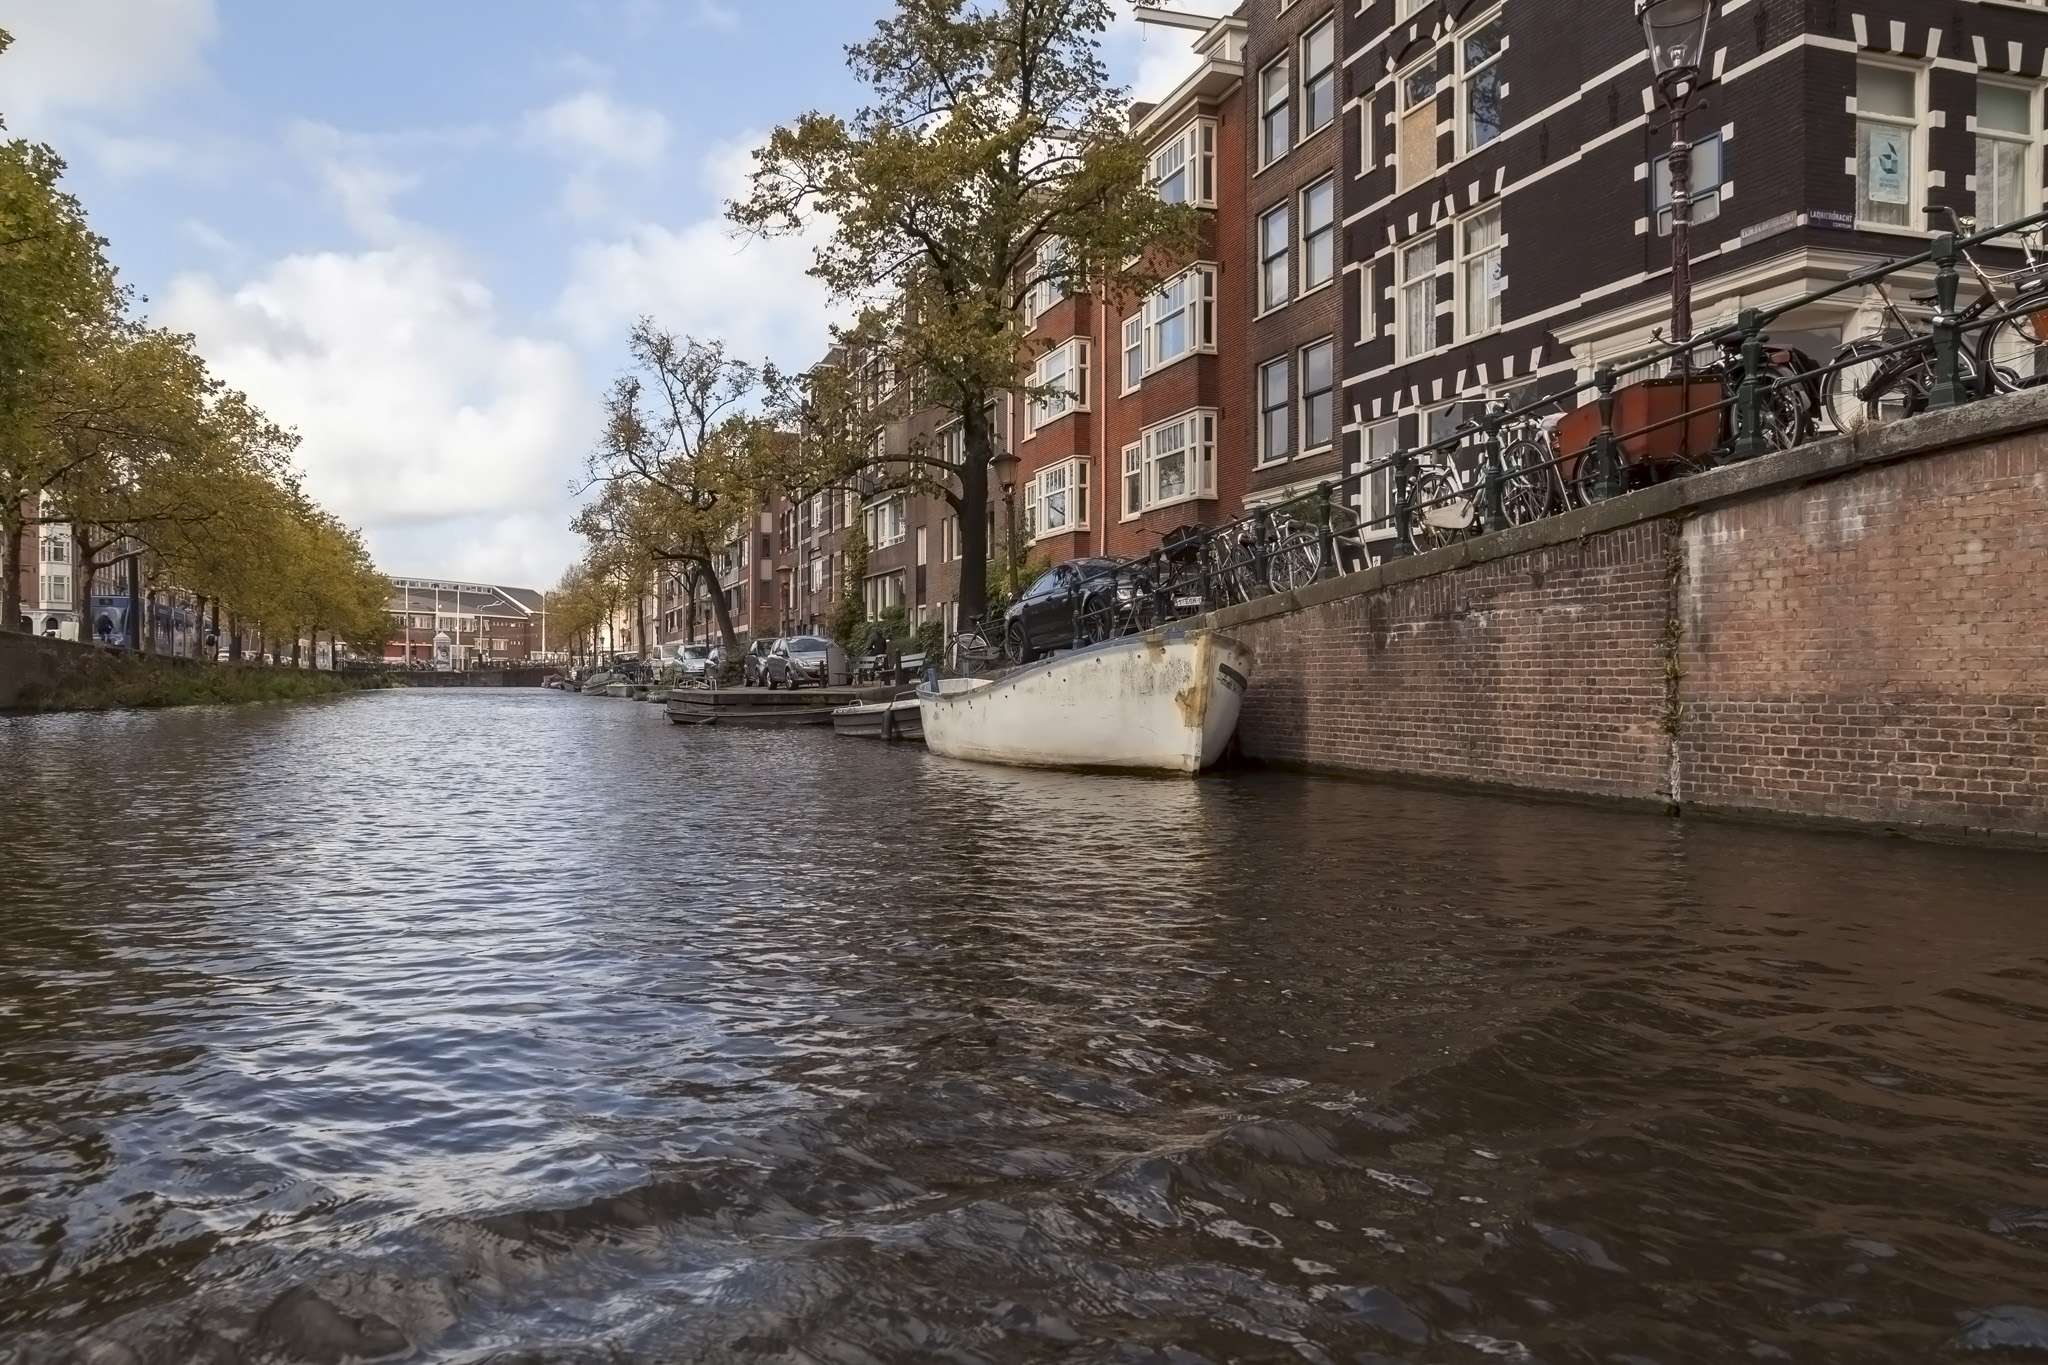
[
  {"x1": 988, "y1": 447, "x2": 1021, "y2": 594},
  {"x1": 1638, "y1": 0, "x2": 1713, "y2": 369}
]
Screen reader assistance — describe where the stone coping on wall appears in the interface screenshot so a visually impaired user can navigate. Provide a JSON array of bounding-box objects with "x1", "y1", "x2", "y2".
[{"x1": 1176, "y1": 387, "x2": 2048, "y2": 638}]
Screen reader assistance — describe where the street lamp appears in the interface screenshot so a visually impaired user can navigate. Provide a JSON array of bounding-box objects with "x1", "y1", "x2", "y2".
[
  {"x1": 988, "y1": 446, "x2": 1021, "y2": 593},
  {"x1": 1637, "y1": 0, "x2": 1712, "y2": 368}
]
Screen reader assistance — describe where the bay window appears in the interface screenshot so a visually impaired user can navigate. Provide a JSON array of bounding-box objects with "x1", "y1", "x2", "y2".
[
  {"x1": 1027, "y1": 338, "x2": 1088, "y2": 433},
  {"x1": 1856, "y1": 62, "x2": 1921, "y2": 228},
  {"x1": 1302, "y1": 176, "x2": 1334, "y2": 291},
  {"x1": 1028, "y1": 458, "x2": 1089, "y2": 538},
  {"x1": 1300, "y1": 340, "x2": 1334, "y2": 453},
  {"x1": 1022, "y1": 236, "x2": 1069, "y2": 327},
  {"x1": 1976, "y1": 81, "x2": 2037, "y2": 229},
  {"x1": 1303, "y1": 18, "x2": 1335, "y2": 137},
  {"x1": 1259, "y1": 203, "x2": 1291, "y2": 311},
  {"x1": 1144, "y1": 265, "x2": 1216, "y2": 371},
  {"x1": 1152, "y1": 118, "x2": 1216, "y2": 207},
  {"x1": 1460, "y1": 206, "x2": 1505, "y2": 337},
  {"x1": 1123, "y1": 410, "x2": 1217, "y2": 517}
]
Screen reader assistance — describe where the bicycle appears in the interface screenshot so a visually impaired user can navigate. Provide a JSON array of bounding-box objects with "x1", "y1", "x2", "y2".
[
  {"x1": 1822, "y1": 205, "x2": 2048, "y2": 429},
  {"x1": 1406, "y1": 405, "x2": 1568, "y2": 550},
  {"x1": 949, "y1": 618, "x2": 1005, "y2": 674}
]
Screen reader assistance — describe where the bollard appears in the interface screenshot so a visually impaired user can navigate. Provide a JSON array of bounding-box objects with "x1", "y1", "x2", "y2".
[
  {"x1": 1393, "y1": 447, "x2": 1418, "y2": 555},
  {"x1": 1595, "y1": 368, "x2": 1622, "y2": 500},
  {"x1": 1730, "y1": 307, "x2": 1770, "y2": 460},
  {"x1": 1317, "y1": 482, "x2": 1337, "y2": 578},
  {"x1": 1928, "y1": 232, "x2": 1967, "y2": 409},
  {"x1": 1479, "y1": 412, "x2": 1506, "y2": 532}
]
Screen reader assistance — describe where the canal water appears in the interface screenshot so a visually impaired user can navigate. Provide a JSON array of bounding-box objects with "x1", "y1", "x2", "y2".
[{"x1": 1, "y1": 690, "x2": 2044, "y2": 1364}]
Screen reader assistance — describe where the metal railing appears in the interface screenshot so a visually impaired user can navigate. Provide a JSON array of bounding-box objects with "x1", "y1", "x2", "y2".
[{"x1": 1025, "y1": 204, "x2": 2048, "y2": 654}]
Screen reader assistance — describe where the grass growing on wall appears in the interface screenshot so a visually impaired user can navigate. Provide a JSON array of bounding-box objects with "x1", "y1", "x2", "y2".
[{"x1": 13, "y1": 665, "x2": 390, "y2": 714}]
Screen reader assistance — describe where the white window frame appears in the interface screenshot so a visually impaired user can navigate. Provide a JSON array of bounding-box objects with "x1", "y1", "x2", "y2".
[
  {"x1": 1458, "y1": 204, "x2": 1506, "y2": 338},
  {"x1": 1260, "y1": 56, "x2": 1291, "y2": 168},
  {"x1": 1122, "y1": 409, "x2": 1218, "y2": 519},
  {"x1": 1022, "y1": 236, "x2": 1069, "y2": 328},
  {"x1": 1026, "y1": 337, "x2": 1089, "y2": 434},
  {"x1": 865, "y1": 493, "x2": 908, "y2": 549},
  {"x1": 1395, "y1": 0, "x2": 1429, "y2": 16},
  {"x1": 1301, "y1": 176, "x2": 1335, "y2": 293},
  {"x1": 1299, "y1": 339, "x2": 1335, "y2": 454},
  {"x1": 1302, "y1": 17, "x2": 1336, "y2": 138},
  {"x1": 1258, "y1": 356, "x2": 1291, "y2": 466},
  {"x1": 1974, "y1": 78, "x2": 2041, "y2": 230},
  {"x1": 1152, "y1": 117, "x2": 1217, "y2": 207},
  {"x1": 1029, "y1": 457, "x2": 1089, "y2": 539},
  {"x1": 1143, "y1": 265, "x2": 1216, "y2": 373},
  {"x1": 1856, "y1": 59, "x2": 1925, "y2": 231},
  {"x1": 1399, "y1": 234, "x2": 1440, "y2": 360},
  {"x1": 1122, "y1": 313, "x2": 1144, "y2": 393},
  {"x1": 1398, "y1": 49, "x2": 1444, "y2": 191},
  {"x1": 1259, "y1": 202, "x2": 1291, "y2": 313},
  {"x1": 1359, "y1": 420, "x2": 1402, "y2": 542},
  {"x1": 1460, "y1": 10, "x2": 1506, "y2": 154},
  {"x1": 1122, "y1": 441, "x2": 1144, "y2": 518}
]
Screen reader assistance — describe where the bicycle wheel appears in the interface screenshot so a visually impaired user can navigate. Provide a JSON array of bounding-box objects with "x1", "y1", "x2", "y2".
[
  {"x1": 1499, "y1": 438, "x2": 1560, "y2": 525},
  {"x1": 1268, "y1": 520, "x2": 1324, "y2": 592},
  {"x1": 1823, "y1": 336, "x2": 1925, "y2": 432},
  {"x1": 1408, "y1": 465, "x2": 1471, "y2": 552},
  {"x1": 1978, "y1": 308, "x2": 2048, "y2": 392}
]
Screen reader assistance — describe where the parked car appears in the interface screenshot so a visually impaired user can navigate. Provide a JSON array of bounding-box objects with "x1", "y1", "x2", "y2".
[
  {"x1": 742, "y1": 637, "x2": 779, "y2": 687},
  {"x1": 675, "y1": 643, "x2": 719, "y2": 685},
  {"x1": 1002, "y1": 558, "x2": 1134, "y2": 663},
  {"x1": 767, "y1": 635, "x2": 832, "y2": 688}
]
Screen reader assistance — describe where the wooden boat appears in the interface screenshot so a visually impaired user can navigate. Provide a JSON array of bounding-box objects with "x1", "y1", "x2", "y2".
[
  {"x1": 831, "y1": 695, "x2": 924, "y2": 742},
  {"x1": 578, "y1": 672, "x2": 616, "y2": 695},
  {"x1": 917, "y1": 629, "x2": 1249, "y2": 775}
]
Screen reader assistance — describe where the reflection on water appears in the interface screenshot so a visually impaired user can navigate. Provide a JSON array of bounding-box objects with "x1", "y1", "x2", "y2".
[{"x1": 1, "y1": 690, "x2": 2044, "y2": 1363}]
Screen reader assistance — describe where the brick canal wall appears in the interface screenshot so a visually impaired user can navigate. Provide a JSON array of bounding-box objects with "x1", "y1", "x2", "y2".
[
  {"x1": 0, "y1": 633, "x2": 193, "y2": 711},
  {"x1": 1209, "y1": 391, "x2": 2048, "y2": 847}
]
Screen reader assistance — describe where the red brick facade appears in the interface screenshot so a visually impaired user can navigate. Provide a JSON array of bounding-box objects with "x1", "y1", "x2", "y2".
[{"x1": 1221, "y1": 398, "x2": 2048, "y2": 845}]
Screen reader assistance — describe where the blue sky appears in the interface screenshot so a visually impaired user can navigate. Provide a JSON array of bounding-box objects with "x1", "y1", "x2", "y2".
[{"x1": 0, "y1": 0, "x2": 1226, "y2": 586}]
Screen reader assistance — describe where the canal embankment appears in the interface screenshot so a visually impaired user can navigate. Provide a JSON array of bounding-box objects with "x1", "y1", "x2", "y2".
[
  {"x1": 1208, "y1": 389, "x2": 2048, "y2": 848},
  {"x1": 0, "y1": 632, "x2": 386, "y2": 714}
]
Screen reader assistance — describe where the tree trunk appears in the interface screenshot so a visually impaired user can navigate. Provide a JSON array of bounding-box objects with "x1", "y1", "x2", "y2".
[
  {"x1": 1, "y1": 509, "x2": 23, "y2": 635},
  {"x1": 291, "y1": 632, "x2": 302, "y2": 669},
  {"x1": 958, "y1": 391, "x2": 993, "y2": 626},
  {"x1": 229, "y1": 616, "x2": 243, "y2": 662},
  {"x1": 697, "y1": 559, "x2": 742, "y2": 655}
]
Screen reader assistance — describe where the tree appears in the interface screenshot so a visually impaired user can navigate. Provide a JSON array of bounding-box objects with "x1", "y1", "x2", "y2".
[
  {"x1": 729, "y1": 0, "x2": 1202, "y2": 625},
  {"x1": 581, "y1": 322, "x2": 776, "y2": 656},
  {"x1": 0, "y1": 51, "x2": 125, "y2": 631}
]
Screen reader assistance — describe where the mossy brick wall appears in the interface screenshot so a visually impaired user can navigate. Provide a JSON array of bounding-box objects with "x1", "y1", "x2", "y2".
[
  {"x1": 1207, "y1": 391, "x2": 2048, "y2": 846},
  {"x1": 0, "y1": 633, "x2": 194, "y2": 711}
]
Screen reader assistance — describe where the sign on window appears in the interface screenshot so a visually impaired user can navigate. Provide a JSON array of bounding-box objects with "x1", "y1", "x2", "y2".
[{"x1": 1866, "y1": 126, "x2": 1909, "y2": 205}]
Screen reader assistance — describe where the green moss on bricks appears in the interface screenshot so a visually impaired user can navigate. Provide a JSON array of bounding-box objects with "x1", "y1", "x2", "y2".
[{"x1": 13, "y1": 666, "x2": 390, "y2": 714}]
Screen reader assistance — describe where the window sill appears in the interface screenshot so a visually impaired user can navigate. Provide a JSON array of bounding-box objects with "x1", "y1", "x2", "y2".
[
  {"x1": 1255, "y1": 298, "x2": 1293, "y2": 320},
  {"x1": 1119, "y1": 490, "x2": 1215, "y2": 522},
  {"x1": 1855, "y1": 221, "x2": 1936, "y2": 239},
  {"x1": 1142, "y1": 347, "x2": 1208, "y2": 380},
  {"x1": 1298, "y1": 277, "x2": 1337, "y2": 300}
]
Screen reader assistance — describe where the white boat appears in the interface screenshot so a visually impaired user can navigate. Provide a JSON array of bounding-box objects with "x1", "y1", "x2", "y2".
[{"x1": 917, "y1": 629, "x2": 1250, "y2": 775}]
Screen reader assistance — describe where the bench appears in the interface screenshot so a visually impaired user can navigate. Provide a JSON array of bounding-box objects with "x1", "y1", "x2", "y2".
[{"x1": 897, "y1": 651, "x2": 927, "y2": 682}]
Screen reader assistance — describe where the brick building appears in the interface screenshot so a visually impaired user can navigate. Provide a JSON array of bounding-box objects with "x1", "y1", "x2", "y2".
[
  {"x1": 383, "y1": 578, "x2": 550, "y2": 668},
  {"x1": 1339, "y1": 0, "x2": 2048, "y2": 537}
]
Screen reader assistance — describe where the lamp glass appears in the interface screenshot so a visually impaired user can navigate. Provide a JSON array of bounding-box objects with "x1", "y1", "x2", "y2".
[
  {"x1": 1638, "y1": 0, "x2": 1711, "y2": 77},
  {"x1": 989, "y1": 448, "x2": 1021, "y2": 495}
]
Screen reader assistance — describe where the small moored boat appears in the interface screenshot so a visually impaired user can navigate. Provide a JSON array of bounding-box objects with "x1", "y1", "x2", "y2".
[
  {"x1": 831, "y1": 695, "x2": 924, "y2": 742},
  {"x1": 917, "y1": 629, "x2": 1249, "y2": 775}
]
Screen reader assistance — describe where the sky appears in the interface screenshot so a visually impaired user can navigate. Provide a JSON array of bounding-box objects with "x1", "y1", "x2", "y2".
[{"x1": 0, "y1": 0, "x2": 1231, "y2": 589}]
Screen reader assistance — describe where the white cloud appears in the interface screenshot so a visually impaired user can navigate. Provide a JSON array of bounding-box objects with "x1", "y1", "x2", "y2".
[
  {"x1": 688, "y1": 0, "x2": 739, "y2": 32},
  {"x1": 0, "y1": 0, "x2": 216, "y2": 133},
  {"x1": 524, "y1": 91, "x2": 669, "y2": 167},
  {"x1": 160, "y1": 244, "x2": 594, "y2": 585},
  {"x1": 556, "y1": 135, "x2": 842, "y2": 369}
]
